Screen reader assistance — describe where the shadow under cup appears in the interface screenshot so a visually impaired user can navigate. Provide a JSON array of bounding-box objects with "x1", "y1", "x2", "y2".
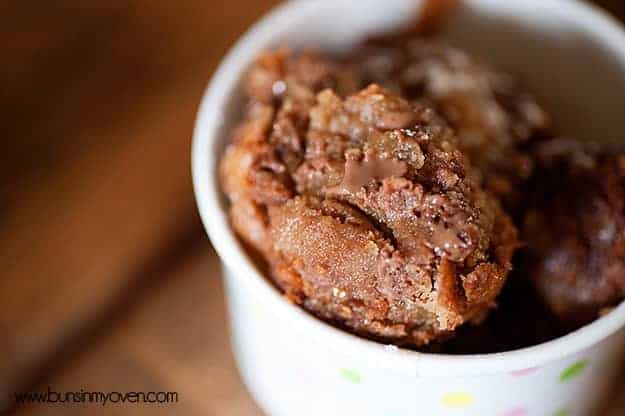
[{"x1": 193, "y1": 0, "x2": 625, "y2": 415}]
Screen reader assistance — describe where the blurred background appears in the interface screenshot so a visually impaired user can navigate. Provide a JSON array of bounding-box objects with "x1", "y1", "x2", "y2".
[{"x1": 1, "y1": 1, "x2": 625, "y2": 415}]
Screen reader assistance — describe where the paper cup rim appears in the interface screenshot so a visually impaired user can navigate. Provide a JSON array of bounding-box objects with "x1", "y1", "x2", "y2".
[{"x1": 192, "y1": 0, "x2": 625, "y2": 376}]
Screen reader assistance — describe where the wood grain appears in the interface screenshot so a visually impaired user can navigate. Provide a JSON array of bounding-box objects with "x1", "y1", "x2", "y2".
[
  {"x1": 11, "y1": 246, "x2": 263, "y2": 416},
  {"x1": 0, "y1": 0, "x2": 278, "y2": 407}
]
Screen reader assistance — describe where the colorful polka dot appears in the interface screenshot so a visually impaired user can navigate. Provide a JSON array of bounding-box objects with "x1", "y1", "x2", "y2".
[
  {"x1": 510, "y1": 367, "x2": 538, "y2": 377},
  {"x1": 339, "y1": 368, "x2": 362, "y2": 384},
  {"x1": 552, "y1": 408, "x2": 569, "y2": 416},
  {"x1": 441, "y1": 392, "x2": 474, "y2": 407},
  {"x1": 500, "y1": 406, "x2": 527, "y2": 416},
  {"x1": 560, "y1": 359, "x2": 586, "y2": 382}
]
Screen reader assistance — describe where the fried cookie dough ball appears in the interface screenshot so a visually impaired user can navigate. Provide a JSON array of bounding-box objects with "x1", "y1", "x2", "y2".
[
  {"x1": 524, "y1": 149, "x2": 625, "y2": 326},
  {"x1": 221, "y1": 70, "x2": 518, "y2": 345}
]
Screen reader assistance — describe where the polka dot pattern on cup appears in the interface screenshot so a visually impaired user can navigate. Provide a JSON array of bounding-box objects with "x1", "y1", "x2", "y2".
[
  {"x1": 500, "y1": 406, "x2": 527, "y2": 416},
  {"x1": 510, "y1": 367, "x2": 538, "y2": 377},
  {"x1": 339, "y1": 368, "x2": 362, "y2": 384},
  {"x1": 333, "y1": 360, "x2": 585, "y2": 411},
  {"x1": 441, "y1": 392, "x2": 474, "y2": 408},
  {"x1": 552, "y1": 408, "x2": 569, "y2": 416},
  {"x1": 560, "y1": 359, "x2": 586, "y2": 382}
]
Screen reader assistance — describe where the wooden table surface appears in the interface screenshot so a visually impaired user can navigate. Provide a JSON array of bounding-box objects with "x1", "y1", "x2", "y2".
[{"x1": 1, "y1": 1, "x2": 625, "y2": 415}]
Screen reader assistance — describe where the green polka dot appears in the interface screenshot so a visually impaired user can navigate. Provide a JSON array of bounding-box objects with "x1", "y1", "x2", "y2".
[
  {"x1": 552, "y1": 408, "x2": 569, "y2": 416},
  {"x1": 339, "y1": 368, "x2": 362, "y2": 384},
  {"x1": 441, "y1": 392, "x2": 474, "y2": 407},
  {"x1": 560, "y1": 359, "x2": 586, "y2": 382}
]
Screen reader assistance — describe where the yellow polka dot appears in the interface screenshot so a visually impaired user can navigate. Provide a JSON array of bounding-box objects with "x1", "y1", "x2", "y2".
[{"x1": 442, "y1": 392, "x2": 474, "y2": 407}]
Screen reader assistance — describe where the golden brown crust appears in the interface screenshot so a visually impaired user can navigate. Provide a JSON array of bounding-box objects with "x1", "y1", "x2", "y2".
[
  {"x1": 219, "y1": 50, "x2": 519, "y2": 346},
  {"x1": 347, "y1": 38, "x2": 551, "y2": 208}
]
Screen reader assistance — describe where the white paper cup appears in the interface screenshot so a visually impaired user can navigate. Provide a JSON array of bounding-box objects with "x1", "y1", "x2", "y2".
[{"x1": 192, "y1": 1, "x2": 625, "y2": 415}]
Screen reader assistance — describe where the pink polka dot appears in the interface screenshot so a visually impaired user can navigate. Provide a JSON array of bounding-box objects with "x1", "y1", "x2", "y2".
[
  {"x1": 510, "y1": 367, "x2": 538, "y2": 377},
  {"x1": 500, "y1": 406, "x2": 527, "y2": 416}
]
